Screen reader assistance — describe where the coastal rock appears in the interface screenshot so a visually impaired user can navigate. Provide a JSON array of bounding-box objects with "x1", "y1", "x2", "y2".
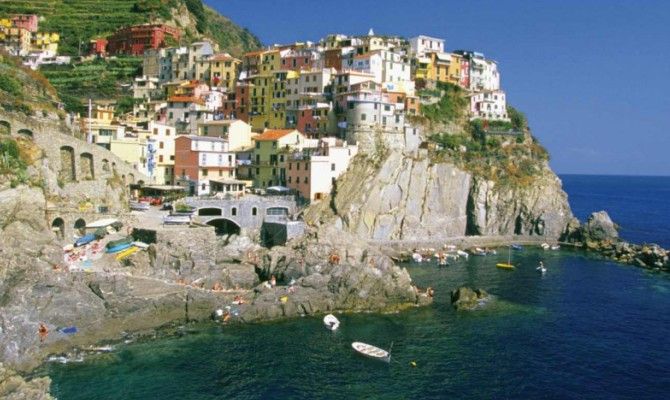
[
  {"x1": 0, "y1": 363, "x2": 53, "y2": 400},
  {"x1": 451, "y1": 287, "x2": 490, "y2": 311},
  {"x1": 584, "y1": 211, "x2": 619, "y2": 241},
  {"x1": 305, "y1": 149, "x2": 573, "y2": 243}
]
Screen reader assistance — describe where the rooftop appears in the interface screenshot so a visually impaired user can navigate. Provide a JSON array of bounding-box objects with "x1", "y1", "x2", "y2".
[{"x1": 253, "y1": 129, "x2": 297, "y2": 141}]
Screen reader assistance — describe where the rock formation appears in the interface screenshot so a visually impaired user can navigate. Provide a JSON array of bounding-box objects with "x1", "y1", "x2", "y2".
[{"x1": 450, "y1": 286, "x2": 491, "y2": 311}]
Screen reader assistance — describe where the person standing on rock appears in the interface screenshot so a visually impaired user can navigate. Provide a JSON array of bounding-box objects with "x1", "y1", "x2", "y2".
[
  {"x1": 270, "y1": 275, "x2": 277, "y2": 287},
  {"x1": 38, "y1": 323, "x2": 49, "y2": 343}
]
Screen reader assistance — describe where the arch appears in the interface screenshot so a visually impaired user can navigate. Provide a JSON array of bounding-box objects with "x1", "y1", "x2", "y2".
[
  {"x1": 51, "y1": 217, "x2": 65, "y2": 240},
  {"x1": 59, "y1": 146, "x2": 76, "y2": 182},
  {"x1": 266, "y1": 207, "x2": 289, "y2": 216},
  {"x1": 206, "y1": 218, "x2": 241, "y2": 236},
  {"x1": 74, "y1": 218, "x2": 86, "y2": 235},
  {"x1": 17, "y1": 128, "x2": 33, "y2": 138},
  {"x1": 252, "y1": 207, "x2": 258, "y2": 216},
  {"x1": 0, "y1": 120, "x2": 10, "y2": 135},
  {"x1": 231, "y1": 206, "x2": 237, "y2": 216},
  {"x1": 137, "y1": 180, "x2": 145, "y2": 185},
  {"x1": 101, "y1": 158, "x2": 110, "y2": 173},
  {"x1": 79, "y1": 152, "x2": 94, "y2": 180},
  {"x1": 198, "y1": 207, "x2": 222, "y2": 216}
]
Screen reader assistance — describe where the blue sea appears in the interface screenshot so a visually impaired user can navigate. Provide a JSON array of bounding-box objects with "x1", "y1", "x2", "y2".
[{"x1": 44, "y1": 175, "x2": 670, "y2": 399}]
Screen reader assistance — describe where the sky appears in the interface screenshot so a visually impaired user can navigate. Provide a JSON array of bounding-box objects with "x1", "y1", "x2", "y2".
[{"x1": 207, "y1": 0, "x2": 670, "y2": 176}]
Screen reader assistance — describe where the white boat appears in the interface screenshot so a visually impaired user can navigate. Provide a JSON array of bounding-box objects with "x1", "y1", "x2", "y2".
[
  {"x1": 472, "y1": 247, "x2": 487, "y2": 256},
  {"x1": 133, "y1": 241, "x2": 150, "y2": 250},
  {"x1": 541, "y1": 243, "x2": 550, "y2": 250},
  {"x1": 163, "y1": 215, "x2": 191, "y2": 225},
  {"x1": 550, "y1": 244, "x2": 561, "y2": 251},
  {"x1": 412, "y1": 253, "x2": 423, "y2": 263},
  {"x1": 129, "y1": 201, "x2": 150, "y2": 211},
  {"x1": 323, "y1": 314, "x2": 340, "y2": 331},
  {"x1": 457, "y1": 250, "x2": 469, "y2": 259},
  {"x1": 351, "y1": 342, "x2": 391, "y2": 362}
]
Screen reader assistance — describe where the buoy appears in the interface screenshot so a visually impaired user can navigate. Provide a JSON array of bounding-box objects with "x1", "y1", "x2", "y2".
[{"x1": 410, "y1": 361, "x2": 417, "y2": 367}]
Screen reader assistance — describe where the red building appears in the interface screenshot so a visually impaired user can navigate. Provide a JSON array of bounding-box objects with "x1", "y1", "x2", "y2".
[
  {"x1": 89, "y1": 38, "x2": 108, "y2": 57},
  {"x1": 234, "y1": 81, "x2": 251, "y2": 122},
  {"x1": 107, "y1": 24, "x2": 181, "y2": 56},
  {"x1": 281, "y1": 49, "x2": 317, "y2": 71},
  {"x1": 296, "y1": 105, "x2": 330, "y2": 136},
  {"x1": 11, "y1": 14, "x2": 38, "y2": 32},
  {"x1": 324, "y1": 49, "x2": 342, "y2": 70}
]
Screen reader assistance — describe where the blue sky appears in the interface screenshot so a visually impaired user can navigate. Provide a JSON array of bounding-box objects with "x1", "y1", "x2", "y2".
[{"x1": 207, "y1": 0, "x2": 670, "y2": 176}]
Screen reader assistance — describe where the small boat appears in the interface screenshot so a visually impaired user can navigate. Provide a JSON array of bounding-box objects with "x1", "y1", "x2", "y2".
[
  {"x1": 106, "y1": 242, "x2": 132, "y2": 254},
  {"x1": 74, "y1": 234, "x2": 96, "y2": 247},
  {"x1": 496, "y1": 246, "x2": 515, "y2": 270},
  {"x1": 57, "y1": 326, "x2": 78, "y2": 335},
  {"x1": 133, "y1": 241, "x2": 150, "y2": 250},
  {"x1": 351, "y1": 341, "x2": 391, "y2": 362},
  {"x1": 163, "y1": 214, "x2": 191, "y2": 225},
  {"x1": 456, "y1": 250, "x2": 469, "y2": 259},
  {"x1": 129, "y1": 201, "x2": 150, "y2": 211},
  {"x1": 472, "y1": 247, "x2": 487, "y2": 256},
  {"x1": 511, "y1": 244, "x2": 524, "y2": 251},
  {"x1": 550, "y1": 244, "x2": 561, "y2": 251},
  {"x1": 106, "y1": 236, "x2": 133, "y2": 249},
  {"x1": 412, "y1": 253, "x2": 423, "y2": 263},
  {"x1": 323, "y1": 314, "x2": 340, "y2": 331},
  {"x1": 487, "y1": 249, "x2": 497, "y2": 255},
  {"x1": 541, "y1": 243, "x2": 550, "y2": 250},
  {"x1": 115, "y1": 246, "x2": 138, "y2": 261},
  {"x1": 537, "y1": 265, "x2": 547, "y2": 274}
]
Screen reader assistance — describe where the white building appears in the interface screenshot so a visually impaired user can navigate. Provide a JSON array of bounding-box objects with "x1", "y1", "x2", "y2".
[
  {"x1": 144, "y1": 121, "x2": 177, "y2": 185},
  {"x1": 345, "y1": 92, "x2": 405, "y2": 131},
  {"x1": 351, "y1": 50, "x2": 411, "y2": 87},
  {"x1": 132, "y1": 75, "x2": 161, "y2": 99},
  {"x1": 470, "y1": 90, "x2": 509, "y2": 121},
  {"x1": 469, "y1": 56, "x2": 500, "y2": 92},
  {"x1": 409, "y1": 35, "x2": 445, "y2": 57}
]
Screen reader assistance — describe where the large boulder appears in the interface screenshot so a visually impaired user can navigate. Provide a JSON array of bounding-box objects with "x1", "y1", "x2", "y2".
[
  {"x1": 451, "y1": 286, "x2": 490, "y2": 311},
  {"x1": 584, "y1": 211, "x2": 619, "y2": 241}
]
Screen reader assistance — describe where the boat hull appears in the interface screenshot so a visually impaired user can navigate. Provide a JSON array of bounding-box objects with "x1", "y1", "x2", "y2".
[
  {"x1": 496, "y1": 263, "x2": 515, "y2": 270},
  {"x1": 351, "y1": 342, "x2": 390, "y2": 362}
]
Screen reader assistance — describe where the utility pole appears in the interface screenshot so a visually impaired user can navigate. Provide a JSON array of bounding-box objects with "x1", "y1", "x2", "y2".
[{"x1": 87, "y1": 98, "x2": 93, "y2": 144}]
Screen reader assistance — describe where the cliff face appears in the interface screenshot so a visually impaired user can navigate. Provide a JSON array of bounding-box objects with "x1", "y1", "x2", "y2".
[{"x1": 306, "y1": 141, "x2": 573, "y2": 243}]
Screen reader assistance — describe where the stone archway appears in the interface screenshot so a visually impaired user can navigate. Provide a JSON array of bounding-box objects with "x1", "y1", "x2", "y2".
[
  {"x1": 80, "y1": 152, "x2": 94, "y2": 180},
  {"x1": 198, "y1": 207, "x2": 223, "y2": 216},
  {"x1": 206, "y1": 218, "x2": 241, "y2": 236},
  {"x1": 0, "y1": 120, "x2": 10, "y2": 135},
  {"x1": 74, "y1": 218, "x2": 86, "y2": 236},
  {"x1": 59, "y1": 146, "x2": 76, "y2": 182},
  {"x1": 17, "y1": 129, "x2": 33, "y2": 138},
  {"x1": 51, "y1": 217, "x2": 65, "y2": 240}
]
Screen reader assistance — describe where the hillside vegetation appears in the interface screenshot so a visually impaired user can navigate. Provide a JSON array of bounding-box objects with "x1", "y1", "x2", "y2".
[
  {"x1": 0, "y1": 51, "x2": 60, "y2": 116},
  {"x1": 418, "y1": 82, "x2": 549, "y2": 187},
  {"x1": 0, "y1": 0, "x2": 261, "y2": 56}
]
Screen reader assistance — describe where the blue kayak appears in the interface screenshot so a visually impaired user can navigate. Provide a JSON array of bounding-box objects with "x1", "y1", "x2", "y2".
[
  {"x1": 106, "y1": 242, "x2": 133, "y2": 254},
  {"x1": 75, "y1": 234, "x2": 96, "y2": 247},
  {"x1": 58, "y1": 326, "x2": 78, "y2": 335}
]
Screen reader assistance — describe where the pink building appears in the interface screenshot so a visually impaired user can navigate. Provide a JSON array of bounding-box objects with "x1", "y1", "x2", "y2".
[
  {"x1": 296, "y1": 104, "x2": 330, "y2": 136},
  {"x1": 11, "y1": 15, "x2": 38, "y2": 32},
  {"x1": 281, "y1": 49, "x2": 319, "y2": 71}
]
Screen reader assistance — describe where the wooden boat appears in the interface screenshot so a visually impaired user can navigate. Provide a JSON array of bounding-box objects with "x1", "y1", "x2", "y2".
[
  {"x1": 106, "y1": 236, "x2": 132, "y2": 249},
  {"x1": 106, "y1": 242, "x2": 132, "y2": 254},
  {"x1": 75, "y1": 233, "x2": 96, "y2": 247},
  {"x1": 115, "y1": 246, "x2": 138, "y2": 261},
  {"x1": 351, "y1": 342, "x2": 391, "y2": 362},
  {"x1": 323, "y1": 314, "x2": 340, "y2": 331}
]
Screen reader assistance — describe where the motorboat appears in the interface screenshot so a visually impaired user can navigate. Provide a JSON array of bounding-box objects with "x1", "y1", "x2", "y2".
[
  {"x1": 323, "y1": 314, "x2": 340, "y2": 331},
  {"x1": 351, "y1": 342, "x2": 391, "y2": 362}
]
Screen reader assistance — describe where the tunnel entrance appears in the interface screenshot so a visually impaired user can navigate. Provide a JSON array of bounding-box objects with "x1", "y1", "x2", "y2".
[{"x1": 206, "y1": 218, "x2": 241, "y2": 236}]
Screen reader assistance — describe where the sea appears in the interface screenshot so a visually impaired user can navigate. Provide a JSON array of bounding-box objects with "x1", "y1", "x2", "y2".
[{"x1": 43, "y1": 175, "x2": 670, "y2": 399}]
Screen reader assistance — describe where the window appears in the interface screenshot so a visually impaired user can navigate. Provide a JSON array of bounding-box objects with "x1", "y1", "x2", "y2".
[
  {"x1": 231, "y1": 207, "x2": 237, "y2": 216},
  {"x1": 305, "y1": 162, "x2": 309, "y2": 170},
  {"x1": 202, "y1": 169, "x2": 208, "y2": 176},
  {"x1": 159, "y1": 142, "x2": 164, "y2": 149},
  {"x1": 305, "y1": 177, "x2": 309, "y2": 184},
  {"x1": 288, "y1": 162, "x2": 292, "y2": 170},
  {"x1": 219, "y1": 170, "x2": 223, "y2": 176},
  {"x1": 159, "y1": 155, "x2": 164, "y2": 162},
  {"x1": 331, "y1": 163, "x2": 335, "y2": 171},
  {"x1": 170, "y1": 155, "x2": 174, "y2": 161},
  {"x1": 288, "y1": 176, "x2": 292, "y2": 183},
  {"x1": 252, "y1": 207, "x2": 257, "y2": 216},
  {"x1": 361, "y1": 113, "x2": 366, "y2": 121},
  {"x1": 255, "y1": 141, "x2": 260, "y2": 149}
]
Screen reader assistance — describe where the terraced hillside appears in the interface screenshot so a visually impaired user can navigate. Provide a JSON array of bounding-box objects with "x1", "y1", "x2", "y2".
[{"x1": 0, "y1": 0, "x2": 261, "y2": 56}]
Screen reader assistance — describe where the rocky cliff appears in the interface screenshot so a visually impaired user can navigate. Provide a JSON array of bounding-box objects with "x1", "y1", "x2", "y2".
[{"x1": 305, "y1": 146, "x2": 573, "y2": 244}]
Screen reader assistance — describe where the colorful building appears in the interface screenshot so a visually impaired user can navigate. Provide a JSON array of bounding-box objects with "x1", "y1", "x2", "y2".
[
  {"x1": 107, "y1": 24, "x2": 181, "y2": 56},
  {"x1": 197, "y1": 119, "x2": 256, "y2": 151},
  {"x1": 195, "y1": 53, "x2": 241, "y2": 90},
  {"x1": 251, "y1": 129, "x2": 306, "y2": 188},
  {"x1": 174, "y1": 135, "x2": 237, "y2": 196}
]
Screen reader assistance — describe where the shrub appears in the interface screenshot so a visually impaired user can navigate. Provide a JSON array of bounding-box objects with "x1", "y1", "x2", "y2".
[{"x1": 0, "y1": 74, "x2": 21, "y2": 96}]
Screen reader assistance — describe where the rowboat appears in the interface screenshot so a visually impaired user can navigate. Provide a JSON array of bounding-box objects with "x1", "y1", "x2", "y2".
[
  {"x1": 115, "y1": 246, "x2": 138, "y2": 261},
  {"x1": 323, "y1": 314, "x2": 340, "y2": 331},
  {"x1": 352, "y1": 342, "x2": 391, "y2": 362},
  {"x1": 75, "y1": 233, "x2": 96, "y2": 247},
  {"x1": 106, "y1": 236, "x2": 132, "y2": 249},
  {"x1": 106, "y1": 242, "x2": 132, "y2": 254},
  {"x1": 550, "y1": 244, "x2": 561, "y2": 251},
  {"x1": 496, "y1": 263, "x2": 515, "y2": 270}
]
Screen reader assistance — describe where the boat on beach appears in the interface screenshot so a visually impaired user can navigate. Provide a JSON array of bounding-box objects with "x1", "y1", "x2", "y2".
[
  {"x1": 351, "y1": 342, "x2": 391, "y2": 362},
  {"x1": 106, "y1": 242, "x2": 132, "y2": 254},
  {"x1": 106, "y1": 236, "x2": 132, "y2": 249},
  {"x1": 115, "y1": 246, "x2": 138, "y2": 261},
  {"x1": 74, "y1": 234, "x2": 96, "y2": 247}
]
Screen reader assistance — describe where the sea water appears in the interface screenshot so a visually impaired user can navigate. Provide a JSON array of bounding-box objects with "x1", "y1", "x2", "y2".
[{"x1": 44, "y1": 175, "x2": 670, "y2": 399}]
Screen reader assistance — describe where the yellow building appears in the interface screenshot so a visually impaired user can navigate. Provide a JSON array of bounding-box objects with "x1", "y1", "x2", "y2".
[
  {"x1": 447, "y1": 53, "x2": 463, "y2": 85},
  {"x1": 195, "y1": 53, "x2": 241, "y2": 91},
  {"x1": 251, "y1": 129, "x2": 305, "y2": 188},
  {"x1": 427, "y1": 52, "x2": 450, "y2": 82},
  {"x1": 32, "y1": 32, "x2": 59, "y2": 53},
  {"x1": 80, "y1": 105, "x2": 118, "y2": 149},
  {"x1": 198, "y1": 119, "x2": 256, "y2": 152}
]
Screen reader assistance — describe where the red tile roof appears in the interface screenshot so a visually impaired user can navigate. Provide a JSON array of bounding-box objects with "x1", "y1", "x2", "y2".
[{"x1": 253, "y1": 129, "x2": 296, "y2": 141}]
